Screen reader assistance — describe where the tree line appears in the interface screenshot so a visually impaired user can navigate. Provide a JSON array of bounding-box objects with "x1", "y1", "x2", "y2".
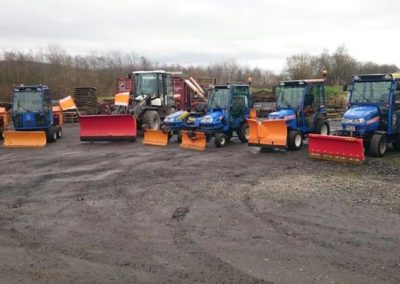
[{"x1": 0, "y1": 45, "x2": 397, "y2": 101}]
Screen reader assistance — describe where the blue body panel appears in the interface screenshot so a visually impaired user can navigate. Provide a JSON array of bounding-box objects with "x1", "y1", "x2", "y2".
[
  {"x1": 268, "y1": 109, "x2": 297, "y2": 129},
  {"x1": 12, "y1": 85, "x2": 54, "y2": 131},
  {"x1": 341, "y1": 105, "x2": 380, "y2": 136}
]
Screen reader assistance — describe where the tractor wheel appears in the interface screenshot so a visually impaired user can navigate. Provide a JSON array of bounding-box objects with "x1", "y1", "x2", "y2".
[
  {"x1": 369, "y1": 133, "x2": 387, "y2": 157},
  {"x1": 238, "y1": 122, "x2": 249, "y2": 143},
  {"x1": 0, "y1": 127, "x2": 3, "y2": 140},
  {"x1": 215, "y1": 133, "x2": 228, "y2": 148},
  {"x1": 287, "y1": 130, "x2": 303, "y2": 151},
  {"x1": 177, "y1": 131, "x2": 182, "y2": 143},
  {"x1": 393, "y1": 135, "x2": 400, "y2": 151},
  {"x1": 47, "y1": 127, "x2": 57, "y2": 143},
  {"x1": 142, "y1": 110, "x2": 161, "y2": 130},
  {"x1": 56, "y1": 127, "x2": 63, "y2": 139},
  {"x1": 316, "y1": 119, "x2": 330, "y2": 135}
]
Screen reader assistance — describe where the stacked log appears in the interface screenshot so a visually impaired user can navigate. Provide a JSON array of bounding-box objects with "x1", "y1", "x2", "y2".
[{"x1": 73, "y1": 87, "x2": 98, "y2": 115}]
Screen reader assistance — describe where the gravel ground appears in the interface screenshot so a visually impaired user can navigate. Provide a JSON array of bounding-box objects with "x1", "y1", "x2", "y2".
[{"x1": 0, "y1": 124, "x2": 399, "y2": 283}]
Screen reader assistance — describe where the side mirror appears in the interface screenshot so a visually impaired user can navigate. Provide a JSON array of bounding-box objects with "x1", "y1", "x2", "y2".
[
  {"x1": 342, "y1": 83, "x2": 348, "y2": 92},
  {"x1": 127, "y1": 73, "x2": 132, "y2": 79}
]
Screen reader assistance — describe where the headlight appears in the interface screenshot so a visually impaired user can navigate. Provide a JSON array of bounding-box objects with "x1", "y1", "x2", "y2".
[
  {"x1": 201, "y1": 116, "x2": 213, "y2": 123},
  {"x1": 352, "y1": 118, "x2": 365, "y2": 124}
]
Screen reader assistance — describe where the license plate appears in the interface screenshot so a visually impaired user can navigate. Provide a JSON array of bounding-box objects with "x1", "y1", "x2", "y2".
[{"x1": 347, "y1": 126, "x2": 355, "y2": 131}]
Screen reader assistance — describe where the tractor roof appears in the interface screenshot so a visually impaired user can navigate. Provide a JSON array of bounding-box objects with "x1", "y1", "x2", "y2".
[
  {"x1": 215, "y1": 83, "x2": 248, "y2": 88},
  {"x1": 132, "y1": 70, "x2": 167, "y2": 74},
  {"x1": 280, "y1": 79, "x2": 324, "y2": 86},
  {"x1": 353, "y1": 73, "x2": 400, "y2": 82},
  {"x1": 14, "y1": 85, "x2": 48, "y2": 91}
]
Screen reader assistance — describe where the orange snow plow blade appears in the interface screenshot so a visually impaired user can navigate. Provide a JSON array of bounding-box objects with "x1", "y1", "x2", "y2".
[
  {"x1": 308, "y1": 134, "x2": 365, "y2": 164},
  {"x1": 180, "y1": 130, "x2": 206, "y2": 151},
  {"x1": 248, "y1": 119, "x2": 287, "y2": 148},
  {"x1": 143, "y1": 129, "x2": 168, "y2": 146},
  {"x1": 79, "y1": 114, "x2": 137, "y2": 141},
  {"x1": 3, "y1": 131, "x2": 46, "y2": 147}
]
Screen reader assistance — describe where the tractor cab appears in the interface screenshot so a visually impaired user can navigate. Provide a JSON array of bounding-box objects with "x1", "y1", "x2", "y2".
[
  {"x1": 273, "y1": 79, "x2": 327, "y2": 133},
  {"x1": 341, "y1": 74, "x2": 400, "y2": 136},
  {"x1": 131, "y1": 70, "x2": 175, "y2": 111},
  {"x1": 200, "y1": 84, "x2": 250, "y2": 133},
  {"x1": 12, "y1": 85, "x2": 53, "y2": 130}
]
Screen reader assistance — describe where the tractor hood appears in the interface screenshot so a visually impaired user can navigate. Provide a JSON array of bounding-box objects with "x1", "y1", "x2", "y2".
[
  {"x1": 342, "y1": 105, "x2": 379, "y2": 124},
  {"x1": 163, "y1": 110, "x2": 188, "y2": 123},
  {"x1": 341, "y1": 105, "x2": 380, "y2": 133},
  {"x1": 200, "y1": 109, "x2": 225, "y2": 124},
  {"x1": 268, "y1": 109, "x2": 296, "y2": 120}
]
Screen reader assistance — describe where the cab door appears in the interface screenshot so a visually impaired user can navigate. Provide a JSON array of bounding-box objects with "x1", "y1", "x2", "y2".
[{"x1": 229, "y1": 86, "x2": 249, "y2": 128}]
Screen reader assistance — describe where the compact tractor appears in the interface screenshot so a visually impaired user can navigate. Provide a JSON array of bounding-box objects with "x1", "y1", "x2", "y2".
[
  {"x1": 4, "y1": 85, "x2": 63, "y2": 147},
  {"x1": 180, "y1": 83, "x2": 250, "y2": 151},
  {"x1": 248, "y1": 79, "x2": 329, "y2": 150},
  {"x1": 309, "y1": 73, "x2": 400, "y2": 163}
]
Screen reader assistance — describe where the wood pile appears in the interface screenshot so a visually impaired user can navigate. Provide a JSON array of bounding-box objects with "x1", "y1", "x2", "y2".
[
  {"x1": 327, "y1": 92, "x2": 348, "y2": 119},
  {"x1": 73, "y1": 87, "x2": 98, "y2": 115}
]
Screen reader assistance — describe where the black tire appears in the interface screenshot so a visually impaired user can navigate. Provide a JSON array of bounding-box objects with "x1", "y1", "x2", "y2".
[
  {"x1": 393, "y1": 135, "x2": 400, "y2": 151},
  {"x1": 0, "y1": 127, "x2": 3, "y2": 140},
  {"x1": 56, "y1": 127, "x2": 62, "y2": 139},
  {"x1": 46, "y1": 127, "x2": 57, "y2": 143},
  {"x1": 215, "y1": 133, "x2": 228, "y2": 148},
  {"x1": 177, "y1": 131, "x2": 182, "y2": 143},
  {"x1": 142, "y1": 110, "x2": 161, "y2": 130},
  {"x1": 237, "y1": 122, "x2": 249, "y2": 143},
  {"x1": 369, "y1": 133, "x2": 387, "y2": 157},
  {"x1": 316, "y1": 119, "x2": 330, "y2": 135},
  {"x1": 287, "y1": 130, "x2": 303, "y2": 151}
]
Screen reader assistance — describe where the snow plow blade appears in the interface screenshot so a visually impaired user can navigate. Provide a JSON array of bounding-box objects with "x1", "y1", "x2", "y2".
[
  {"x1": 248, "y1": 119, "x2": 287, "y2": 148},
  {"x1": 180, "y1": 130, "x2": 206, "y2": 151},
  {"x1": 308, "y1": 134, "x2": 365, "y2": 164},
  {"x1": 143, "y1": 129, "x2": 168, "y2": 146},
  {"x1": 3, "y1": 131, "x2": 46, "y2": 147},
  {"x1": 79, "y1": 114, "x2": 137, "y2": 141}
]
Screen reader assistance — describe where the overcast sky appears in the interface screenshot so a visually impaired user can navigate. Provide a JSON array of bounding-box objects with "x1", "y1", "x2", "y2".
[{"x1": 0, "y1": 0, "x2": 399, "y2": 72}]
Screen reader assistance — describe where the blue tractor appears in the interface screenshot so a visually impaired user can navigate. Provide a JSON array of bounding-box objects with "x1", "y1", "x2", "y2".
[
  {"x1": 161, "y1": 102, "x2": 207, "y2": 143},
  {"x1": 180, "y1": 83, "x2": 250, "y2": 150},
  {"x1": 309, "y1": 73, "x2": 400, "y2": 163},
  {"x1": 4, "y1": 85, "x2": 63, "y2": 147},
  {"x1": 248, "y1": 79, "x2": 330, "y2": 150}
]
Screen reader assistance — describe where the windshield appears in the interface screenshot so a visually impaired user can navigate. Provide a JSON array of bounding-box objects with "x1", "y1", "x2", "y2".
[
  {"x1": 13, "y1": 91, "x2": 43, "y2": 112},
  {"x1": 134, "y1": 73, "x2": 158, "y2": 97},
  {"x1": 351, "y1": 81, "x2": 391, "y2": 104},
  {"x1": 207, "y1": 88, "x2": 230, "y2": 109},
  {"x1": 277, "y1": 86, "x2": 304, "y2": 108}
]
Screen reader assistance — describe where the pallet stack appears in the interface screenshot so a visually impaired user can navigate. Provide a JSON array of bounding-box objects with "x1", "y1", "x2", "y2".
[{"x1": 73, "y1": 87, "x2": 98, "y2": 115}]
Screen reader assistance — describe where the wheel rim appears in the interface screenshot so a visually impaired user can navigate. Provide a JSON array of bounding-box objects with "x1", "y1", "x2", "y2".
[
  {"x1": 53, "y1": 131, "x2": 57, "y2": 140},
  {"x1": 220, "y1": 136, "x2": 226, "y2": 146},
  {"x1": 244, "y1": 126, "x2": 249, "y2": 140},
  {"x1": 295, "y1": 134, "x2": 302, "y2": 147},
  {"x1": 59, "y1": 130, "x2": 62, "y2": 138},
  {"x1": 320, "y1": 124, "x2": 328, "y2": 135}
]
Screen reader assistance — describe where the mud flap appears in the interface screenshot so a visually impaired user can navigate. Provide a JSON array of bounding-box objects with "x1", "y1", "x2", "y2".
[
  {"x1": 248, "y1": 118, "x2": 287, "y2": 148},
  {"x1": 308, "y1": 134, "x2": 365, "y2": 164},
  {"x1": 180, "y1": 130, "x2": 206, "y2": 151},
  {"x1": 79, "y1": 114, "x2": 137, "y2": 141},
  {"x1": 143, "y1": 129, "x2": 169, "y2": 146},
  {"x1": 3, "y1": 131, "x2": 47, "y2": 147}
]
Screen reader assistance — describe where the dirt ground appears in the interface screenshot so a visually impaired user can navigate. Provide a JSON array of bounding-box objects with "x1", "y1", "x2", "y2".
[{"x1": 0, "y1": 124, "x2": 399, "y2": 284}]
